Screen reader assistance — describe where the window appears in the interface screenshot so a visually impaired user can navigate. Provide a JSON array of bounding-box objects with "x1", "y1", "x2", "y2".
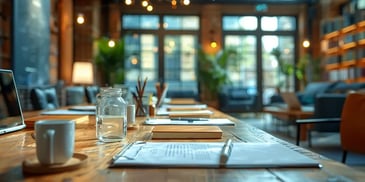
[
  {"x1": 223, "y1": 15, "x2": 297, "y2": 106},
  {"x1": 163, "y1": 16, "x2": 199, "y2": 30},
  {"x1": 122, "y1": 15, "x2": 199, "y2": 94},
  {"x1": 261, "y1": 16, "x2": 296, "y2": 31},
  {"x1": 122, "y1": 15, "x2": 159, "y2": 29},
  {"x1": 222, "y1": 16, "x2": 258, "y2": 31}
]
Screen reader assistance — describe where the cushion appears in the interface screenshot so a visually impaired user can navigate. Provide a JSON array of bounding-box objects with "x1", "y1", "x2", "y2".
[
  {"x1": 300, "y1": 82, "x2": 338, "y2": 105},
  {"x1": 30, "y1": 87, "x2": 59, "y2": 110}
]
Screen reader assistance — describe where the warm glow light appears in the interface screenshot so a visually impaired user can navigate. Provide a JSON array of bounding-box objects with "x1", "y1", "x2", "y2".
[
  {"x1": 163, "y1": 23, "x2": 168, "y2": 29},
  {"x1": 210, "y1": 41, "x2": 218, "y2": 48},
  {"x1": 108, "y1": 40, "x2": 115, "y2": 47},
  {"x1": 147, "y1": 4, "x2": 153, "y2": 11},
  {"x1": 127, "y1": 0, "x2": 191, "y2": 12},
  {"x1": 168, "y1": 40, "x2": 175, "y2": 47},
  {"x1": 302, "y1": 39, "x2": 310, "y2": 48},
  {"x1": 182, "y1": 0, "x2": 190, "y2": 5},
  {"x1": 125, "y1": 0, "x2": 133, "y2": 5},
  {"x1": 131, "y1": 57, "x2": 138, "y2": 65},
  {"x1": 76, "y1": 13, "x2": 85, "y2": 24},
  {"x1": 72, "y1": 62, "x2": 94, "y2": 84},
  {"x1": 141, "y1": 0, "x2": 148, "y2": 7}
]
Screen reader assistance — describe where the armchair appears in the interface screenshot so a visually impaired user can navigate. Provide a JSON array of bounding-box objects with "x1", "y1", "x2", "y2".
[
  {"x1": 65, "y1": 86, "x2": 86, "y2": 106},
  {"x1": 296, "y1": 93, "x2": 346, "y2": 147},
  {"x1": 218, "y1": 86, "x2": 258, "y2": 112},
  {"x1": 85, "y1": 85, "x2": 100, "y2": 104},
  {"x1": 30, "y1": 86, "x2": 60, "y2": 110},
  {"x1": 297, "y1": 93, "x2": 365, "y2": 163}
]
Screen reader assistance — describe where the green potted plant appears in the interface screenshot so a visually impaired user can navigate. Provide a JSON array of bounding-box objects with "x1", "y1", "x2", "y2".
[
  {"x1": 94, "y1": 37, "x2": 125, "y2": 86},
  {"x1": 198, "y1": 48, "x2": 236, "y2": 103},
  {"x1": 271, "y1": 47, "x2": 294, "y2": 92}
]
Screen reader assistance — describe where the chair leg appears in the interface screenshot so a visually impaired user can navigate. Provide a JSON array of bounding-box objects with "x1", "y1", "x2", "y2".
[
  {"x1": 342, "y1": 150, "x2": 348, "y2": 163},
  {"x1": 307, "y1": 130, "x2": 312, "y2": 148},
  {"x1": 296, "y1": 123, "x2": 300, "y2": 146}
]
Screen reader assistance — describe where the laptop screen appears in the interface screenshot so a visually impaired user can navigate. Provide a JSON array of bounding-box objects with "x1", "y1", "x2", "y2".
[{"x1": 0, "y1": 69, "x2": 25, "y2": 134}]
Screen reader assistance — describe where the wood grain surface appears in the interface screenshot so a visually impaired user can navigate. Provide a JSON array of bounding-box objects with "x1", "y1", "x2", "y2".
[{"x1": 0, "y1": 107, "x2": 364, "y2": 181}]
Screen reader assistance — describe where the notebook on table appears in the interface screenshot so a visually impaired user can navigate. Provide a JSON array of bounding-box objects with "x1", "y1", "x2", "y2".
[
  {"x1": 110, "y1": 142, "x2": 321, "y2": 168},
  {"x1": 151, "y1": 125, "x2": 222, "y2": 139},
  {"x1": 24, "y1": 115, "x2": 90, "y2": 128},
  {"x1": 0, "y1": 69, "x2": 26, "y2": 135},
  {"x1": 144, "y1": 118, "x2": 235, "y2": 126}
]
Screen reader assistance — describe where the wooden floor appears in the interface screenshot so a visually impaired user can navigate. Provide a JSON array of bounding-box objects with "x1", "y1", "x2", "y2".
[{"x1": 229, "y1": 112, "x2": 365, "y2": 172}]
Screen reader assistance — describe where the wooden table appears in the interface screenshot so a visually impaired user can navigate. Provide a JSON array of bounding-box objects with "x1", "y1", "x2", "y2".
[
  {"x1": 263, "y1": 106, "x2": 313, "y2": 141},
  {"x1": 0, "y1": 107, "x2": 364, "y2": 181}
]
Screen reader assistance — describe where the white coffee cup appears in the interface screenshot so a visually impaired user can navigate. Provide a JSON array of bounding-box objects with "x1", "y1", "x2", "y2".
[{"x1": 35, "y1": 120, "x2": 75, "y2": 165}]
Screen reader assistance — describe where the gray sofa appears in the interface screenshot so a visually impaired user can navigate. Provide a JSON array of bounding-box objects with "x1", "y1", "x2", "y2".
[{"x1": 270, "y1": 81, "x2": 365, "y2": 106}]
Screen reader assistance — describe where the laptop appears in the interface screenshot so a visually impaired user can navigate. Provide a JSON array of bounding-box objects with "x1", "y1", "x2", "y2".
[
  {"x1": 0, "y1": 69, "x2": 26, "y2": 134},
  {"x1": 280, "y1": 92, "x2": 313, "y2": 112}
]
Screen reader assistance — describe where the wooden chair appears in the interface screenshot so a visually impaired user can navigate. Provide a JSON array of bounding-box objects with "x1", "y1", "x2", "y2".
[{"x1": 297, "y1": 92, "x2": 365, "y2": 163}]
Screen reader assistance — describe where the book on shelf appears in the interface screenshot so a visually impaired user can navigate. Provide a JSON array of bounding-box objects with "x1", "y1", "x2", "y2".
[{"x1": 151, "y1": 125, "x2": 222, "y2": 139}]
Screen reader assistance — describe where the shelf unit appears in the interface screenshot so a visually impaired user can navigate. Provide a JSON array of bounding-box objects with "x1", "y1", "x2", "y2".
[{"x1": 321, "y1": 19, "x2": 365, "y2": 83}]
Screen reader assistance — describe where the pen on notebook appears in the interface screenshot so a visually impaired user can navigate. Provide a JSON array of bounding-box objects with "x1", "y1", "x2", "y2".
[
  {"x1": 219, "y1": 139, "x2": 233, "y2": 166},
  {"x1": 170, "y1": 117, "x2": 209, "y2": 122}
]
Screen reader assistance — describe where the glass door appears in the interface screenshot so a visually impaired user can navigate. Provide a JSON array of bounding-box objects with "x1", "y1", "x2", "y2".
[
  {"x1": 261, "y1": 35, "x2": 295, "y2": 105},
  {"x1": 223, "y1": 15, "x2": 297, "y2": 109},
  {"x1": 224, "y1": 35, "x2": 257, "y2": 95}
]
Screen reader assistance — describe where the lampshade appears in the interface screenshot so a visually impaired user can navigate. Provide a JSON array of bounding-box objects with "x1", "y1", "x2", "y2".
[{"x1": 72, "y1": 62, "x2": 94, "y2": 84}]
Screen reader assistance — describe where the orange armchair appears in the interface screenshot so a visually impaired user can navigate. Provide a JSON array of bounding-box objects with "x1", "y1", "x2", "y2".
[{"x1": 340, "y1": 92, "x2": 365, "y2": 163}]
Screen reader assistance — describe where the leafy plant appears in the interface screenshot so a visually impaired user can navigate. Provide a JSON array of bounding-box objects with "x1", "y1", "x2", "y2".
[
  {"x1": 198, "y1": 48, "x2": 236, "y2": 101},
  {"x1": 94, "y1": 37, "x2": 125, "y2": 86},
  {"x1": 271, "y1": 48, "x2": 294, "y2": 76},
  {"x1": 271, "y1": 47, "x2": 294, "y2": 91}
]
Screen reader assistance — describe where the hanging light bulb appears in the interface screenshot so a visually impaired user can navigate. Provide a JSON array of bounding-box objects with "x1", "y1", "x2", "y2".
[
  {"x1": 182, "y1": 0, "x2": 190, "y2": 6},
  {"x1": 302, "y1": 39, "x2": 310, "y2": 48},
  {"x1": 210, "y1": 41, "x2": 218, "y2": 48},
  {"x1": 76, "y1": 13, "x2": 85, "y2": 24},
  {"x1": 125, "y1": 0, "x2": 133, "y2": 5},
  {"x1": 141, "y1": 0, "x2": 149, "y2": 7},
  {"x1": 146, "y1": 4, "x2": 153, "y2": 12},
  {"x1": 171, "y1": 0, "x2": 177, "y2": 9}
]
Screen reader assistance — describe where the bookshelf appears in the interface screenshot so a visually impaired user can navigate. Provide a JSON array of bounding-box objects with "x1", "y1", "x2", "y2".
[
  {"x1": 321, "y1": 17, "x2": 365, "y2": 82},
  {"x1": 320, "y1": 0, "x2": 365, "y2": 83}
]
